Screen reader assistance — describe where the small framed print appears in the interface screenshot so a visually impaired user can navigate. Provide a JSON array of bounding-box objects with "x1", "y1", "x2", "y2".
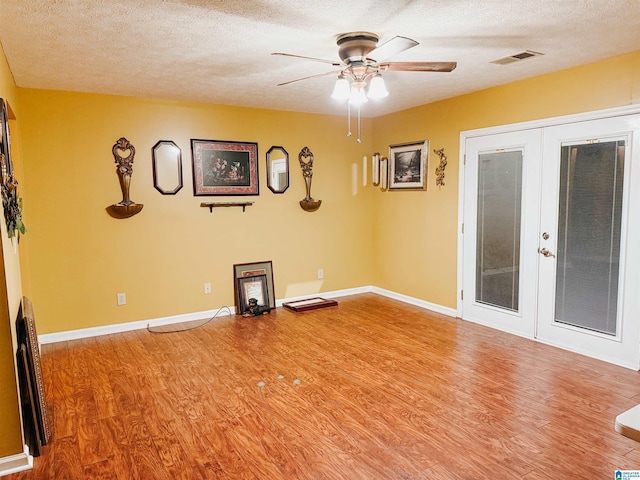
[
  {"x1": 238, "y1": 275, "x2": 268, "y2": 315},
  {"x1": 388, "y1": 139, "x2": 428, "y2": 190},
  {"x1": 283, "y1": 297, "x2": 338, "y2": 312},
  {"x1": 233, "y1": 260, "x2": 275, "y2": 311},
  {"x1": 372, "y1": 152, "x2": 380, "y2": 186},
  {"x1": 191, "y1": 139, "x2": 259, "y2": 196},
  {"x1": 380, "y1": 156, "x2": 388, "y2": 191}
]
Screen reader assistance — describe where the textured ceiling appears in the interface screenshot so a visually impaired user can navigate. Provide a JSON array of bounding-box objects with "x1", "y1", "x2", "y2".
[{"x1": 0, "y1": 0, "x2": 639, "y2": 117}]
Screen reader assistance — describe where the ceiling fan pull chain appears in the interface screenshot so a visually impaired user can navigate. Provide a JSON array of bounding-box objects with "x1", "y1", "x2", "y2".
[
  {"x1": 347, "y1": 102, "x2": 352, "y2": 137},
  {"x1": 357, "y1": 104, "x2": 362, "y2": 143}
]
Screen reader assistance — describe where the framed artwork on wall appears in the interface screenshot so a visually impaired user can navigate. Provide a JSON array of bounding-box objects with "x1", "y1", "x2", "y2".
[
  {"x1": 191, "y1": 139, "x2": 259, "y2": 195},
  {"x1": 0, "y1": 98, "x2": 13, "y2": 181},
  {"x1": 388, "y1": 139, "x2": 429, "y2": 190}
]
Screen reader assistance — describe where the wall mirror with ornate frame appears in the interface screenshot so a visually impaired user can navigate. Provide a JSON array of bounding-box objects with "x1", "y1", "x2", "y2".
[
  {"x1": 266, "y1": 146, "x2": 289, "y2": 194},
  {"x1": 152, "y1": 140, "x2": 183, "y2": 195}
]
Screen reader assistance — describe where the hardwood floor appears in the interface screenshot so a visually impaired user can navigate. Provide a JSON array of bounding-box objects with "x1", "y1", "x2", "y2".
[{"x1": 8, "y1": 293, "x2": 640, "y2": 479}]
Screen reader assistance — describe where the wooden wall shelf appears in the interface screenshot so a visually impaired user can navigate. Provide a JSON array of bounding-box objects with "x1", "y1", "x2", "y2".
[{"x1": 200, "y1": 201, "x2": 254, "y2": 213}]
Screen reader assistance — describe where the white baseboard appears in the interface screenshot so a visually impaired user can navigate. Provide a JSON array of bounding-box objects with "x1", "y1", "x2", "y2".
[
  {"x1": 38, "y1": 307, "x2": 236, "y2": 344},
  {"x1": 0, "y1": 445, "x2": 32, "y2": 477},
  {"x1": 372, "y1": 287, "x2": 458, "y2": 318},
  {"x1": 276, "y1": 285, "x2": 373, "y2": 306},
  {"x1": 38, "y1": 286, "x2": 455, "y2": 344}
]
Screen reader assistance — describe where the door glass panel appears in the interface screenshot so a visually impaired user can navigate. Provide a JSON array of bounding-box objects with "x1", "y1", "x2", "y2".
[
  {"x1": 475, "y1": 151, "x2": 523, "y2": 311},
  {"x1": 555, "y1": 141, "x2": 625, "y2": 335}
]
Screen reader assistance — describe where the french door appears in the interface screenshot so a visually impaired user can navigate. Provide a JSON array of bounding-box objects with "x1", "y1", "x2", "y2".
[
  {"x1": 461, "y1": 113, "x2": 640, "y2": 368},
  {"x1": 462, "y1": 129, "x2": 542, "y2": 338}
]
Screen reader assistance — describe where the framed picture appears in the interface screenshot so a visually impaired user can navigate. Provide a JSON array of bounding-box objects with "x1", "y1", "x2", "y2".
[
  {"x1": 16, "y1": 297, "x2": 51, "y2": 456},
  {"x1": 191, "y1": 139, "x2": 259, "y2": 196},
  {"x1": 238, "y1": 275, "x2": 268, "y2": 315},
  {"x1": 17, "y1": 343, "x2": 41, "y2": 456},
  {"x1": 283, "y1": 297, "x2": 338, "y2": 312},
  {"x1": 380, "y1": 156, "x2": 388, "y2": 192},
  {"x1": 371, "y1": 152, "x2": 380, "y2": 186},
  {"x1": 0, "y1": 98, "x2": 13, "y2": 181},
  {"x1": 388, "y1": 139, "x2": 429, "y2": 190},
  {"x1": 233, "y1": 260, "x2": 275, "y2": 311}
]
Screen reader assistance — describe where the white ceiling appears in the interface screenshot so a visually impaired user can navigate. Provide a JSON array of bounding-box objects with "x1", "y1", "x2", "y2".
[{"x1": 1, "y1": 0, "x2": 639, "y2": 117}]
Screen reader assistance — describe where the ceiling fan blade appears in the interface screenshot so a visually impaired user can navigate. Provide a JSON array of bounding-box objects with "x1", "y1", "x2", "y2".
[
  {"x1": 380, "y1": 62, "x2": 457, "y2": 72},
  {"x1": 272, "y1": 52, "x2": 342, "y2": 67},
  {"x1": 367, "y1": 36, "x2": 418, "y2": 62},
  {"x1": 277, "y1": 69, "x2": 341, "y2": 87}
]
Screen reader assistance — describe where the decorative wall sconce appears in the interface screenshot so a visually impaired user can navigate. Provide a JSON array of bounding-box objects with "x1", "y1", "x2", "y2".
[
  {"x1": 298, "y1": 146, "x2": 321, "y2": 212},
  {"x1": 434, "y1": 148, "x2": 447, "y2": 187},
  {"x1": 106, "y1": 137, "x2": 144, "y2": 219}
]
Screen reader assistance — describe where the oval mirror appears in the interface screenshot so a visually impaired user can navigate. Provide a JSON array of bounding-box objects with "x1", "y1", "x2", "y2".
[
  {"x1": 152, "y1": 140, "x2": 183, "y2": 195},
  {"x1": 266, "y1": 146, "x2": 289, "y2": 194}
]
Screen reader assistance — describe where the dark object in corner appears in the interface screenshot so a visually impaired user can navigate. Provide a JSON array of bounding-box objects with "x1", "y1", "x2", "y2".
[
  {"x1": 243, "y1": 298, "x2": 271, "y2": 317},
  {"x1": 16, "y1": 297, "x2": 52, "y2": 457}
]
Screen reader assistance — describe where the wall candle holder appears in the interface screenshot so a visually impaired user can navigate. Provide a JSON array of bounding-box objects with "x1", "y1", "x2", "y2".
[
  {"x1": 298, "y1": 146, "x2": 321, "y2": 212},
  {"x1": 106, "y1": 137, "x2": 144, "y2": 219}
]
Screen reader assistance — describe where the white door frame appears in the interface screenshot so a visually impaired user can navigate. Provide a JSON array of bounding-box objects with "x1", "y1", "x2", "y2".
[{"x1": 457, "y1": 104, "x2": 640, "y2": 369}]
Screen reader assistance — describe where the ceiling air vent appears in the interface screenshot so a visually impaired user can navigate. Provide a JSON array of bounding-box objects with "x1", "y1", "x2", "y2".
[{"x1": 491, "y1": 50, "x2": 544, "y2": 65}]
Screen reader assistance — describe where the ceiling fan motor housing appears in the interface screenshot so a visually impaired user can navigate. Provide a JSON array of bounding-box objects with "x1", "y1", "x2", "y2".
[{"x1": 336, "y1": 32, "x2": 379, "y2": 65}]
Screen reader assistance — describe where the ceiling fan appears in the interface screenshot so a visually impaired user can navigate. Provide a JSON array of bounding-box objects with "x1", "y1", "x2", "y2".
[{"x1": 272, "y1": 32, "x2": 457, "y2": 142}]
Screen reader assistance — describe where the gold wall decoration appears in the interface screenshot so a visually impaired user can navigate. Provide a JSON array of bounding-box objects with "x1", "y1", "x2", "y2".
[
  {"x1": 0, "y1": 98, "x2": 26, "y2": 240},
  {"x1": 1, "y1": 152, "x2": 25, "y2": 239},
  {"x1": 106, "y1": 137, "x2": 144, "y2": 219},
  {"x1": 434, "y1": 148, "x2": 447, "y2": 187},
  {"x1": 298, "y1": 146, "x2": 321, "y2": 212}
]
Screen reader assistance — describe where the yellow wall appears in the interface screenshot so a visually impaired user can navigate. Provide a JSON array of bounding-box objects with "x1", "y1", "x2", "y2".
[
  {"x1": 371, "y1": 50, "x2": 640, "y2": 308},
  {"x1": 16, "y1": 50, "x2": 640, "y2": 337},
  {"x1": 17, "y1": 91, "x2": 375, "y2": 333},
  {"x1": 0, "y1": 44, "x2": 26, "y2": 457}
]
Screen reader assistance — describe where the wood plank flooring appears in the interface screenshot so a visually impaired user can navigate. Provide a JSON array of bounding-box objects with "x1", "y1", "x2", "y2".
[{"x1": 8, "y1": 293, "x2": 640, "y2": 479}]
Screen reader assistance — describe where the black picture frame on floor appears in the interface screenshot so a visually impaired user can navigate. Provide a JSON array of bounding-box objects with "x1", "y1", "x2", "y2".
[
  {"x1": 233, "y1": 260, "x2": 275, "y2": 312},
  {"x1": 16, "y1": 296, "x2": 51, "y2": 455},
  {"x1": 16, "y1": 343, "x2": 41, "y2": 456}
]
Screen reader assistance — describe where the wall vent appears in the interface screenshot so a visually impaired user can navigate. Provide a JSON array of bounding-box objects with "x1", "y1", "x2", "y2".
[{"x1": 491, "y1": 50, "x2": 544, "y2": 65}]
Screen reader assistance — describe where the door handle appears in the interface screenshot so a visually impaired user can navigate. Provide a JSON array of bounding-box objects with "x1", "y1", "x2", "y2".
[{"x1": 538, "y1": 247, "x2": 556, "y2": 258}]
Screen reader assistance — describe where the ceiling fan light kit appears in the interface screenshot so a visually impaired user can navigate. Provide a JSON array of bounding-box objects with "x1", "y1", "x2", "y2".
[
  {"x1": 367, "y1": 74, "x2": 389, "y2": 99},
  {"x1": 331, "y1": 74, "x2": 350, "y2": 100},
  {"x1": 274, "y1": 31, "x2": 456, "y2": 143}
]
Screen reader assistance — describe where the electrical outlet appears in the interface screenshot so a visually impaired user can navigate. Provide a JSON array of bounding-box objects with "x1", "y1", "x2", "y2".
[
  {"x1": 116, "y1": 292, "x2": 126, "y2": 306},
  {"x1": 204, "y1": 282, "x2": 212, "y2": 294},
  {"x1": 318, "y1": 269, "x2": 324, "y2": 279}
]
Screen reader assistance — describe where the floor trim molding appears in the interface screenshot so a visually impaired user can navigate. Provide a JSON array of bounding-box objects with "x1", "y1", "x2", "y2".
[
  {"x1": 38, "y1": 287, "x2": 454, "y2": 344},
  {"x1": 0, "y1": 446, "x2": 33, "y2": 477},
  {"x1": 372, "y1": 287, "x2": 458, "y2": 318},
  {"x1": 38, "y1": 307, "x2": 236, "y2": 344}
]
